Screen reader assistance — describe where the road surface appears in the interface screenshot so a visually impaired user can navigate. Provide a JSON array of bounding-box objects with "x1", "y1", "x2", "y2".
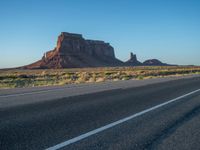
[{"x1": 0, "y1": 75, "x2": 200, "y2": 150}]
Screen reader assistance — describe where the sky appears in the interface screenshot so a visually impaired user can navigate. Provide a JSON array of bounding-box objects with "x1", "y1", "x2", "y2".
[{"x1": 0, "y1": 0, "x2": 200, "y2": 68}]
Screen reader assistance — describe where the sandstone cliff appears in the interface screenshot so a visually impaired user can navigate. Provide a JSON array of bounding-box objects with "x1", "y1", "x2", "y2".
[{"x1": 24, "y1": 32, "x2": 123, "y2": 69}]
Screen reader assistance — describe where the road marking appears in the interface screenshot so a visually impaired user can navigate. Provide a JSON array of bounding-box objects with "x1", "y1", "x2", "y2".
[{"x1": 46, "y1": 88, "x2": 200, "y2": 150}]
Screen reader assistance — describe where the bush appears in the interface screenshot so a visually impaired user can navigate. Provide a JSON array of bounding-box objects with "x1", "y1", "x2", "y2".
[{"x1": 137, "y1": 75, "x2": 144, "y2": 80}]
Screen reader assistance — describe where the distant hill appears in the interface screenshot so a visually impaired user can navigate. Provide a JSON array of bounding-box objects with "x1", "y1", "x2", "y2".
[
  {"x1": 143, "y1": 59, "x2": 171, "y2": 66},
  {"x1": 21, "y1": 32, "x2": 174, "y2": 69}
]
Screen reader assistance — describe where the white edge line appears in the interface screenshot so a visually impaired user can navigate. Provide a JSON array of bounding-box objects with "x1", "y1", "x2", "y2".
[{"x1": 46, "y1": 88, "x2": 200, "y2": 150}]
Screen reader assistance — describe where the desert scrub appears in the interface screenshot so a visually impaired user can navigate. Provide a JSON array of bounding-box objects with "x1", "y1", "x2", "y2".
[
  {"x1": 144, "y1": 76, "x2": 154, "y2": 79},
  {"x1": 96, "y1": 77, "x2": 105, "y2": 82},
  {"x1": 105, "y1": 71, "x2": 113, "y2": 76},
  {"x1": 195, "y1": 72, "x2": 200, "y2": 74},
  {"x1": 137, "y1": 75, "x2": 144, "y2": 80},
  {"x1": 88, "y1": 73, "x2": 97, "y2": 82},
  {"x1": 121, "y1": 75, "x2": 133, "y2": 80},
  {"x1": 76, "y1": 72, "x2": 90, "y2": 83},
  {"x1": 0, "y1": 66, "x2": 200, "y2": 89}
]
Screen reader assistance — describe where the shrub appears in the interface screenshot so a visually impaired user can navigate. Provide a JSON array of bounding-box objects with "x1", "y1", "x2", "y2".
[{"x1": 137, "y1": 75, "x2": 144, "y2": 80}]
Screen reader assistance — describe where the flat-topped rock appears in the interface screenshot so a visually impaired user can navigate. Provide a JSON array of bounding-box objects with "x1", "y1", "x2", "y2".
[
  {"x1": 61, "y1": 32, "x2": 83, "y2": 38},
  {"x1": 23, "y1": 32, "x2": 123, "y2": 69}
]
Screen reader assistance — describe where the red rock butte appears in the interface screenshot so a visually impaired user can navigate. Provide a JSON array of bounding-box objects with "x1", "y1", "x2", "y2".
[
  {"x1": 23, "y1": 32, "x2": 123, "y2": 69},
  {"x1": 22, "y1": 32, "x2": 171, "y2": 69}
]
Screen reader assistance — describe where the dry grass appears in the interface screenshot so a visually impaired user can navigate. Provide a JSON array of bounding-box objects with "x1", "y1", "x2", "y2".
[{"x1": 0, "y1": 66, "x2": 200, "y2": 89}]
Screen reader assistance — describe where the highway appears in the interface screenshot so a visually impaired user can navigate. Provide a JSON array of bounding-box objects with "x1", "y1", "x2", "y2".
[{"x1": 0, "y1": 75, "x2": 200, "y2": 150}]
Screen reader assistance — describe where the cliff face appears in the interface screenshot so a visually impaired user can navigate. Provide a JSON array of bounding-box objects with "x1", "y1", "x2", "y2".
[
  {"x1": 24, "y1": 32, "x2": 123, "y2": 69},
  {"x1": 56, "y1": 32, "x2": 115, "y2": 58}
]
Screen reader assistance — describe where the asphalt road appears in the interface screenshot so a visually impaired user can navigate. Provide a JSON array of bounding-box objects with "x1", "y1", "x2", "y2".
[{"x1": 0, "y1": 75, "x2": 200, "y2": 150}]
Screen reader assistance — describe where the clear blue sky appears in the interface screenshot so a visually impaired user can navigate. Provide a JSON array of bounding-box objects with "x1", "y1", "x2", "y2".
[{"x1": 0, "y1": 0, "x2": 200, "y2": 68}]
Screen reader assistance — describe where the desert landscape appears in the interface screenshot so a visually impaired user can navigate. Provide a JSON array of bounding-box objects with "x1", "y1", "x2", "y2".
[
  {"x1": 1, "y1": 32, "x2": 199, "y2": 89},
  {"x1": 1, "y1": 1, "x2": 200, "y2": 150},
  {"x1": 0, "y1": 66, "x2": 200, "y2": 88}
]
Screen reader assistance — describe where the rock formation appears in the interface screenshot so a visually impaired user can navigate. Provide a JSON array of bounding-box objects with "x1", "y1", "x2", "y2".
[
  {"x1": 23, "y1": 32, "x2": 123, "y2": 69},
  {"x1": 143, "y1": 59, "x2": 169, "y2": 66},
  {"x1": 21, "y1": 32, "x2": 174, "y2": 69},
  {"x1": 125, "y1": 52, "x2": 142, "y2": 66}
]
